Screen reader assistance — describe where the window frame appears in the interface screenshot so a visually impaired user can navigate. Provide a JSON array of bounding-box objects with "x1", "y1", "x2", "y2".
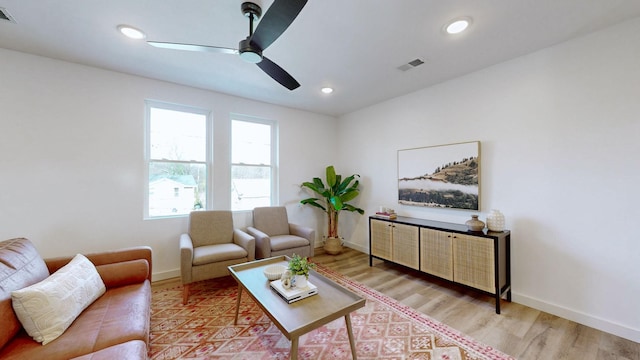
[
  {"x1": 144, "y1": 100, "x2": 212, "y2": 219},
  {"x1": 230, "y1": 114, "x2": 278, "y2": 211}
]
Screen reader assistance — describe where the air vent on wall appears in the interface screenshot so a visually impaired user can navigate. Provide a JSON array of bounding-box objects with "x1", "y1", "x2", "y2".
[
  {"x1": 0, "y1": 7, "x2": 16, "y2": 23},
  {"x1": 397, "y1": 58, "x2": 425, "y2": 72}
]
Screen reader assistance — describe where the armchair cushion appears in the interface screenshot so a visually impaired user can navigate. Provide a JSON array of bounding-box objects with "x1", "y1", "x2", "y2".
[
  {"x1": 252, "y1": 206, "x2": 290, "y2": 236},
  {"x1": 249, "y1": 206, "x2": 316, "y2": 259},
  {"x1": 189, "y1": 210, "x2": 234, "y2": 247},
  {"x1": 270, "y1": 235, "x2": 310, "y2": 252},
  {"x1": 193, "y1": 244, "x2": 248, "y2": 265}
]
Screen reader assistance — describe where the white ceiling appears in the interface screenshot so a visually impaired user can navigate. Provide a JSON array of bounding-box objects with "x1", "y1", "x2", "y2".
[{"x1": 2, "y1": 1, "x2": 640, "y2": 116}]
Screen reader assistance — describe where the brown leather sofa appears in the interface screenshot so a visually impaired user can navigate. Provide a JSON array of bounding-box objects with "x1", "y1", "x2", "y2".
[{"x1": 0, "y1": 238, "x2": 152, "y2": 359}]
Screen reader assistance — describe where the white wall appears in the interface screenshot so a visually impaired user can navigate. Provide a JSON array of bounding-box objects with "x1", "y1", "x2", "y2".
[
  {"x1": 336, "y1": 18, "x2": 640, "y2": 342},
  {"x1": 0, "y1": 48, "x2": 337, "y2": 281}
]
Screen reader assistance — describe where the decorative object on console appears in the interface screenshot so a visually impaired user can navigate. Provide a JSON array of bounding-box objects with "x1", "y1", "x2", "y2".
[
  {"x1": 300, "y1": 165, "x2": 365, "y2": 254},
  {"x1": 375, "y1": 207, "x2": 397, "y2": 219},
  {"x1": 487, "y1": 209, "x2": 504, "y2": 231},
  {"x1": 465, "y1": 214, "x2": 486, "y2": 232},
  {"x1": 486, "y1": 209, "x2": 505, "y2": 232},
  {"x1": 398, "y1": 141, "x2": 480, "y2": 210}
]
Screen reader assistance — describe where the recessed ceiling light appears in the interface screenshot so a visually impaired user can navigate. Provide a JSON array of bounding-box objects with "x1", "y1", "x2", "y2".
[
  {"x1": 321, "y1": 87, "x2": 334, "y2": 94},
  {"x1": 117, "y1": 25, "x2": 146, "y2": 40},
  {"x1": 444, "y1": 17, "x2": 472, "y2": 35}
]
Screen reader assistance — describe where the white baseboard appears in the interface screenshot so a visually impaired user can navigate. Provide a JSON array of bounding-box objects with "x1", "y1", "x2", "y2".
[
  {"x1": 152, "y1": 269, "x2": 180, "y2": 282},
  {"x1": 343, "y1": 240, "x2": 367, "y2": 254},
  {"x1": 513, "y1": 293, "x2": 639, "y2": 343}
]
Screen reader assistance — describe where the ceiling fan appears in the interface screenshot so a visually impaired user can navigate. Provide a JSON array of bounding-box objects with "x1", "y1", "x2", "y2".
[{"x1": 147, "y1": 0, "x2": 307, "y2": 90}]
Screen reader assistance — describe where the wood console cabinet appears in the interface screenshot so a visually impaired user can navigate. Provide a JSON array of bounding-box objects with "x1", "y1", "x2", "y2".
[
  {"x1": 369, "y1": 216, "x2": 511, "y2": 313},
  {"x1": 370, "y1": 219, "x2": 419, "y2": 270}
]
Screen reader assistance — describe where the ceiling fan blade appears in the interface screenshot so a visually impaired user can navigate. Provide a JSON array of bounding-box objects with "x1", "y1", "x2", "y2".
[
  {"x1": 147, "y1": 41, "x2": 238, "y2": 55},
  {"x1": 250, "y1": 0, "x2": 308, "y2": 50},
  {"x1": 256, "y1": 56, "x2": 300, "y2": 90}
]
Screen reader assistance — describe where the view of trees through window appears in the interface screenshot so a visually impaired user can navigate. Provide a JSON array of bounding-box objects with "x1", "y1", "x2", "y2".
[
  {"x1": 231, "y1": 118, "x2": 274, "y2": 211},
  {"x1": 147, "y1": 104, "x2": 208, "y2": 217}
]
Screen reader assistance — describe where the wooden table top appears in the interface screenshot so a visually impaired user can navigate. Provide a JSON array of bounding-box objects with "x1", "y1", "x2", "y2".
[{"x1": 228, "y1": 256, "x2": 366, "y2": 339}]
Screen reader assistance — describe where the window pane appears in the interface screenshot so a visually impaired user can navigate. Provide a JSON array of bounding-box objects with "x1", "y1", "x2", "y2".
[
  {"x1": 149, "y1": 161, "x2": 206, "y2": 217},
  {"x1": 231, "y1": 120, "x2": 271, "y2": 165},
  {"x1": 150, "y1": 108, "x2": 206, "y2": 161},
  {"x1": 231, "y1": 165, "x2": 271, "y2": 211}
]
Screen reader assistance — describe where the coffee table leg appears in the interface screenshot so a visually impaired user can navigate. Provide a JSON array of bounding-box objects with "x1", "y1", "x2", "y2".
[
  {"x1": 290, "y1": 337, "x2": 299, "y2": 360},
  {"x1": 345, "y1": 314, "x2": 357, "y2": 359},
  {"x1": 234, "y1": 285, "x2": 243, "y2": 325}
]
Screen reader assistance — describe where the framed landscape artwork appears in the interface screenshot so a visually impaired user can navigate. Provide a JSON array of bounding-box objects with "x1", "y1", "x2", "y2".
[{"x1": 398, "y1": 141, "x2": 480, "y2": 210}]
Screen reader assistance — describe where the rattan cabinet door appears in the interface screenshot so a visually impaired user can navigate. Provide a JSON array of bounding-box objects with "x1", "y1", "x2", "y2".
[
  {"x1": 420, "y1": 228, "x2": 453, "y2": 280},
  {"x1": 391, "y1": 223, "x2": 419, "y2": 270},
  {"x1": 453, "y1": 234, "x2": 495, "y2": 293},
  {"x1": 370, "y1": 219, "x2": 392, "y2": 261}
]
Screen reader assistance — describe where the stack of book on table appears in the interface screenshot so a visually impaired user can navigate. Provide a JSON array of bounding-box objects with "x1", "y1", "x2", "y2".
[{"x1": 270, "y1": 279, "x2": 318, "y2": 304}]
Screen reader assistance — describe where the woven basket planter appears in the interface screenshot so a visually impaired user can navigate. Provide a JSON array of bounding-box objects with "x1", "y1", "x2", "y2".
[{"x1": 324, "y1": 237, "x2": 343, "y2": 255}]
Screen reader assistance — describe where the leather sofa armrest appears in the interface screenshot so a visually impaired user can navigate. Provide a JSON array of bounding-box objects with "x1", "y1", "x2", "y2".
[
  {"x1": 233, "y1": 229, "x2": 255, "y2": 261},
  {"x1": 246, "y1": 226, "x2": 271, "y2": 259},
  {"x1": 290, "y1": 223, "x2": 316, "y2": 252},
  {"x1": 45, "y1": 246, "x2": 153, "y2": 282},
  {"x1": 180, "y1": 234, "x2": 194, "y2": 284},
  {"x1": 95, "y1": 259, "x2": 150, "y2": 288}
]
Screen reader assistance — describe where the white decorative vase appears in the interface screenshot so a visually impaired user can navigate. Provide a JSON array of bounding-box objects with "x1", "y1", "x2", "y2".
[
  {"x1": 486, "y1": 209, "x2": 505, "y2": 232},
  {"x1": 294, "y1": 275, "x2": 308, "y2": 288}
]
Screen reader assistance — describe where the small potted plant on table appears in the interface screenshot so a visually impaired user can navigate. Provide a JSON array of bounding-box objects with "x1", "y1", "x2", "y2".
[{"x1": 287, "y1": 254, "x2": 315, "y2": 288}]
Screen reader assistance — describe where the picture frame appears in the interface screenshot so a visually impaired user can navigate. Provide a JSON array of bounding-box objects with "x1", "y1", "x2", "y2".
[{"x1": 398, "y1": 141, "x2": 480, "y2": 210}]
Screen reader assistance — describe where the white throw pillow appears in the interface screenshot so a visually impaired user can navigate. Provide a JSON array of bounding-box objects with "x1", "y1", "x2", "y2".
[{"x1": 11, "y1": 254, "x2": 106, "y2": 345}]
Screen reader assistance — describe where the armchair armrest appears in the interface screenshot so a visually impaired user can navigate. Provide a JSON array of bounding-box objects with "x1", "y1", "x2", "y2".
[
  {"x1": 290, "y1": 223, "x2": 316, "y2": 251},
  {"x1": 233, "y1": 229, "x2": 255, "y2": 261},
  {"x1": 247, "y1": 226, "x2": 271, "y2": 259},
  {"x1": 45, "y1": 246, "x2": 153, "y2": 282},
  {"x1": 180, "y1": 233, "x2": 195, "y2": 284}
]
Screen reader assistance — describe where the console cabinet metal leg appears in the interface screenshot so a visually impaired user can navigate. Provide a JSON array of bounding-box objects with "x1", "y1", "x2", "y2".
[{"x1": 369, "y1": 216, "x2": 511, "y2": 314}]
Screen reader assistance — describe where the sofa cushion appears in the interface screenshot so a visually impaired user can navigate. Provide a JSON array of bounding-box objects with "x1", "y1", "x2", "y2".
[
  {"x1": 11, "y1": 254, "x2": 106, "y2": 345},
  {"x1": 70, "y1": 340, "x2": 147, "y2": 360},
  {"x1": 95, "y1": 259, "x2": 149, "y2": 288},
  {"x1": 253, "y1": 206, "x2": 290, "y2": 236},
  {"x1": 0, "y1": 238, "x2": 50, "y2": 350},
  {"x1": 0, "y1": 281, "x2": 150, "y2": 360}
]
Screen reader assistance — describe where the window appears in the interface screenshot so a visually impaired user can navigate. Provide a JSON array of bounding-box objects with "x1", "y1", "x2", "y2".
[
  {"x1": 231, "y1": 116, "x2": 277, "y2": 211},
  {"x1": 145, "y1": 101, "x2": 210, "y2": 218}
]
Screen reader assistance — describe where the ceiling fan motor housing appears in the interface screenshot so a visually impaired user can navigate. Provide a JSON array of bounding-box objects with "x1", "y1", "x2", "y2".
[{"x1": 239, "y1": 38, "x2": 263, "y2": 63}]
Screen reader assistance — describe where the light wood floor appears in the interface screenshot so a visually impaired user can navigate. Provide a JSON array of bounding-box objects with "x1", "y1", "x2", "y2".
[{"x1": 153, "y1": 247, "x2": 639, "y2": 360}]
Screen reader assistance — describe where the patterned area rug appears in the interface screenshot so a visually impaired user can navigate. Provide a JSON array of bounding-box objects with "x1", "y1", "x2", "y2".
[{"x1": 150, "y1": 265, "x2": 515, "y2": 359}]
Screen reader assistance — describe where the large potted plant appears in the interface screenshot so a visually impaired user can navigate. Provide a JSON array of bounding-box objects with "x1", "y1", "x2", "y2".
[{"x1": 300, "y1": 165, "x2": 364, "y2": 254}]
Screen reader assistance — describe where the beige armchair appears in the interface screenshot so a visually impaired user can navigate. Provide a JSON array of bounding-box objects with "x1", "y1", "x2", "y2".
[
  {"x1": 180, "y1": 210, "x2": 255, "y2": 304},
  {"x1": 247, "y1": 206, "x2": 315, "y2": 259}
]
